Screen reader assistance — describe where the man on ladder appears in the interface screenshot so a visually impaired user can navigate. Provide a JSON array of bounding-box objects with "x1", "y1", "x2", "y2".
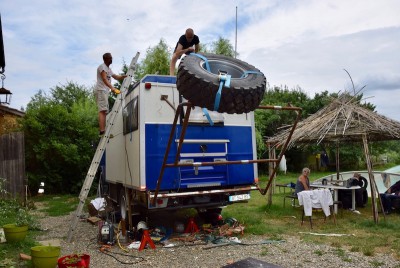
[
  {"x1": 67, "y1": 52, "x2": 140, "y2": 242},
  {"x1": 94, "y1": 52, "x2": 127, "y2": 137}
]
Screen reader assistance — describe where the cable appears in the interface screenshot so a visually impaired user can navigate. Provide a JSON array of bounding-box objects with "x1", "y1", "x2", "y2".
[
  {"x1": 99, "y1": 245, "x2": 145, "y2": 265},
  {"x1": 116, "y1": 221, "x2": 129, "y2": 252},
  {"x1": 88, "y1": 233, "x2": 145, "y2": 265}
]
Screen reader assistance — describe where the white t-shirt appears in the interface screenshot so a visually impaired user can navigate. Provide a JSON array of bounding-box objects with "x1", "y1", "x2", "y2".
[{"x1": 96, "y1": 63, "x2": 114, "y2": 91}]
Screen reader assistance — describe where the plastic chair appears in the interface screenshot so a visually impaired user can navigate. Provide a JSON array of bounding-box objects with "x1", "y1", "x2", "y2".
[
  {"x1": 301, "y1": 205, "x2": 336, "y2": 229},
  {"x1": 283, "y1": 194, "x2": 298, "y2": 208}
]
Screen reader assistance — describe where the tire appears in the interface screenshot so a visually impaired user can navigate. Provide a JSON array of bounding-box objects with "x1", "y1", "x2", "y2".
[{"x1": 177, "y1": 53, "x2": 266, "y2": 114}]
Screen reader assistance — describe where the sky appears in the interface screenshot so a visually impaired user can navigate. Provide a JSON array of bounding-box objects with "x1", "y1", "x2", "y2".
[{"x1": 1, "y1": 0, "x2": 400, "y2": 121}]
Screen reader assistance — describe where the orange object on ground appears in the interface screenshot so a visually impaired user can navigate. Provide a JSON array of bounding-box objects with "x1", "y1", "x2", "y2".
[
  {"x1": 138, "y1": 229, "x2": 156, "y2": 251},
  {"x1": 184, "y1": 217, "x2": 199, "y2": 233}
]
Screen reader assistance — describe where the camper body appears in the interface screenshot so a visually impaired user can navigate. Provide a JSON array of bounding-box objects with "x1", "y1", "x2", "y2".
[{"x1": 105, "y1": 75, "x2": 258, "y2": 218}]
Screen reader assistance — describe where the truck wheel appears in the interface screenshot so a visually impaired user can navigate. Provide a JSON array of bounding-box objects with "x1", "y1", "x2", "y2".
[{"x1": 177, "y1": 53, "x2": 266, "y2": 114}]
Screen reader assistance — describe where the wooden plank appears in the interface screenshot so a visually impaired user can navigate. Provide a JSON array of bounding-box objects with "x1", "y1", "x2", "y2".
[{"x1": 0, "y1": 132, "x2": 25, "y2": 198}]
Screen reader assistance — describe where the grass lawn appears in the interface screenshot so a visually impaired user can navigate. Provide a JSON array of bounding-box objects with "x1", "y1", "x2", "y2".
[
  {"x1": 1, "y1": 171, "x2": 400, "y2": 266},
  {"x1": 0, "y1": 195, "x2": 79, "y2": 267},
  {"x1": 223, "y1": 171, "x2": 400, "y2": 259}
]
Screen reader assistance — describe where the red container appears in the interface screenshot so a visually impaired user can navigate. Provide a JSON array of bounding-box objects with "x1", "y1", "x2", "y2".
[{"x1": 57, "y1": 254, "x2": 90, "y2": 268}]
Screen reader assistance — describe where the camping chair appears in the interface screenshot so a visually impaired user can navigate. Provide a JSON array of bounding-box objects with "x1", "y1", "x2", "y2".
[
  {"x1": 298, "y1": 189, "x2": 335, "y2": 228},
  {"x1": 283, "y1": 194, "x2": 299, "y2": 208},
  {"x1": 301, "y1": 205, "x2": 336, "y2": 229},
  {"x1": 282, "y1": 183, "x2": 298, "y2": 208}
]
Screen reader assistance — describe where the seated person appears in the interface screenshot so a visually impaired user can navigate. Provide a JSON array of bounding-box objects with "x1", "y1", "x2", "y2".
[
  {"x1": 338, "y1": 172, "x2": 367, "y2": 209},
  {"x1": 379, "y1": 180, "x2": 400, "y2": 214},
  {"x1": 353, "y1": 172, "x2": 367, "y2": 208},
  {"x1": 294, "y1": 167, "x2": 311, "y2": 196}
]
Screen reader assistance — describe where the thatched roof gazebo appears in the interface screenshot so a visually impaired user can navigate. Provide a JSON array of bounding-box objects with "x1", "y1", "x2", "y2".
[{"x1": 267, "y1": 94, "x2": 400, "y2": 223}]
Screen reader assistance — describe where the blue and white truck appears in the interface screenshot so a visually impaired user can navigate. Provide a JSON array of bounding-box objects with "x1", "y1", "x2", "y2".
[{"x1": 104, "y1": 73, "x2": 260, "y2": 221}]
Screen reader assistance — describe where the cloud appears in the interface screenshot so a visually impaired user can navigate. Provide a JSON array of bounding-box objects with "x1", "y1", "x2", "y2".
[{"x1": 1, "y1": 0, "x2": 400, "y2": 122}]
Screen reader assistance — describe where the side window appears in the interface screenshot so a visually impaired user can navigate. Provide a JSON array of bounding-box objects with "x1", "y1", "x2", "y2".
[{"x1": 123, "y1": 97, "x2": 138, "y2": 134}]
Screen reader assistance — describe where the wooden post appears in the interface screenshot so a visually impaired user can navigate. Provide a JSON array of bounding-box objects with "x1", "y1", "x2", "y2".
[
  {"x1": 267, "y1": 143, "x2": 275, "y2": 206},
  {"x1": 336, "y1": 141, "x2": 340, "y2": 181},
  {"x1": 362, "y1": 134, "x2": 382, "y2": 223},
  {"x1": 127, "y1": 189, "x2": 133, "y2": 231}
]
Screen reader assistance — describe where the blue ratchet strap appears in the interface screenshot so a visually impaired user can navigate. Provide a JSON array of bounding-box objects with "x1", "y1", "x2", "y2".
[
  {"x1": 240, "y1": 70, "x2": 263, "y2": 78},
  {"x1": 214, "y1": 73, "x2": 231, "y2": 111},
  {"x1": 190, "y1": 53, "x2": 211, "y2": 72},
  {"x1": 202, "y1": 108, "x2": 214, "y2": 126}
]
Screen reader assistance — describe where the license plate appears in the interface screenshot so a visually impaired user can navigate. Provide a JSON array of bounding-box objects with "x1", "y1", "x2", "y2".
[{"x1": 229, "y1": 193, "x2": 250, "y2": 202}]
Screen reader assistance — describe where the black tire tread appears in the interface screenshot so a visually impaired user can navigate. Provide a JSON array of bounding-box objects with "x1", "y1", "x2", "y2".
[{"x1": 176, "y1": 53, "x2": 266, "y2": 114}]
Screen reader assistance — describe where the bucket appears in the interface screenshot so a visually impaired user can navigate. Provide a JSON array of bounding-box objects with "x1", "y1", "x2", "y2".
[
  {"x1": 58, "y1": 254, "x2": 90, "y2": 268},
  {"x1": 2, "y1": 224, "x2": 28, "y2": 242},
  {"x1": 31, "y1": 245, "x2": 61, "y2": 268}
]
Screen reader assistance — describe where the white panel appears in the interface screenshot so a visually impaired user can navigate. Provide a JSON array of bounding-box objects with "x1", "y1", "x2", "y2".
[
  {"x1": 124, "y1": 85, "x2": 141, "y2": 188},
  {"x1": 105, "y1": 104, "x2": 125, "y2": 183},
  {"x1": 142, "y1": 83, "x2": 178, "y2": 123}
]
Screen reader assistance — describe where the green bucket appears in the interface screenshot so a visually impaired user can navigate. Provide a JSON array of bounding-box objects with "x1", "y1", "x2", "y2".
[
  {"x1": 31, "y1": 245, "x2": 61, "y2": 268},
  {"x1": 2, "y1": 224, "x2": 28, "y2": 242}
]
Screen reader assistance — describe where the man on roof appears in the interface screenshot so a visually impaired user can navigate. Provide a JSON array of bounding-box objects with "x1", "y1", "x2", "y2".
[{"x1": 169, "y1": 28, "x2": 200, "y2": 76}]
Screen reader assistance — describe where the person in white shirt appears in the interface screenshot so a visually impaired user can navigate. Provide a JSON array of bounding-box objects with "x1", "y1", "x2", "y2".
[{"x1": 94, "y1": 53, "x2": 127, "y2": 136}]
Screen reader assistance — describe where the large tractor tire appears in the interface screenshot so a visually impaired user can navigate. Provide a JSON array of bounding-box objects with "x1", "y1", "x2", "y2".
[{"x1": 176, "y1": 53, "x2": 266, "y2": 114}]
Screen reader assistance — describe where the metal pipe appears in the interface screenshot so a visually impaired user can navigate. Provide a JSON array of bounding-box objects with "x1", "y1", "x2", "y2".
[
  {"x1": 257, "y1": 105, "x2": 302, "y2": 195},
  {"x1": 235, "y1": 6, "x2": 238, "y2": 59},
  {"x1": 174, "y1": 103, "x2": 192, "y2": 164},
  {"x1": 152, "y1": 102, "x2": 190, "y2": 206},
  {"x1": 150, "y1": 185, "x2": 257, "y2": 198},
  {"x1": 166, "y1": 158, "x2": 275, "y2": 168}
]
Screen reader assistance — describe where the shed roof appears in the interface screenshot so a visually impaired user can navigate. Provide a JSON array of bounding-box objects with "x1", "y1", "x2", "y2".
[{"x1": 0, "y1": 105, "x2": 25, "y2": 117}]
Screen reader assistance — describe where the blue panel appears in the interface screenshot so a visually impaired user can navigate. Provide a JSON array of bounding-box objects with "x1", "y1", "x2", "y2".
[
  {"x1": 145, "y1": 123, "x2": 255, "y2": 191},
  {"x1": 142, "y1": 76, "x2": 176, "y2": 84},
  {"x1": 145, "y1": 124, "x2": 180, "y2": 190}
]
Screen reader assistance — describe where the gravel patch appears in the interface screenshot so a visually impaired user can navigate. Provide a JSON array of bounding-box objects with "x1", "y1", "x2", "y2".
[{"x1": 34, "y1": 212, "x2": 399, "y2": 268}]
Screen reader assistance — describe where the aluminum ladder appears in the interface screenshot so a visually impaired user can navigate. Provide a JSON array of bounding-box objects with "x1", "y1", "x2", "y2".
[{"x1": 67, "y1": 52, "x2": 140, "y2": 242}]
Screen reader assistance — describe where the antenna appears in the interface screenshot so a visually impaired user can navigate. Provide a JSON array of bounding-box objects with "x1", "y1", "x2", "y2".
[{"x1": 235, "y1": 6, "x2": 238, "y2": 58}]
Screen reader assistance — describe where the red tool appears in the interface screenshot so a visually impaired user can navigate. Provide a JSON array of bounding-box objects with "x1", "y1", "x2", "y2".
[
  {"x1": 184, "y1": 217, "x2": 199, "y2": 233},
  {"x1": 138, "y1": 229, "x2": 156, "y2": 251}
]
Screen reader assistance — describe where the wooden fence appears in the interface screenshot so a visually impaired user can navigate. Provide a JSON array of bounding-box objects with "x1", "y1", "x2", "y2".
[{"x1": 0, "y1": 132, "x2": 26, "y2": 198}]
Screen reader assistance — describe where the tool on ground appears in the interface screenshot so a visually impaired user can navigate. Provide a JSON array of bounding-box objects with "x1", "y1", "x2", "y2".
[
  {"x1": 100, "y1": 221, "x2": 114, "y2": 244},
  {"x1": 138, "y1": 229, "x2": 156, "y2": 251}
]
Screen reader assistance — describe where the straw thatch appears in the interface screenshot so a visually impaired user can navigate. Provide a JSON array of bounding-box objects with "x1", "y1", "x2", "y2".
[{"x1": 267, "y1": 94, "x2": 400, "y2": 148}]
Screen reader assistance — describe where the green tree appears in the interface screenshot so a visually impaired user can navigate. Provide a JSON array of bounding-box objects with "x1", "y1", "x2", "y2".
[
  {"x1": 50, "y1": 82, "x2": 93, "y2": 110},
  {"x1": 134, "y1": 39, "x2": 171, "y2": 80},
  {"x1": 209, "y1": 37, "x2": 236, "y2": 57},
  {"x1": 199, "y1": 37, "x2": 236, "y2": 56},
  {"x1": 22, "y1": 82, "x2": 97, "y2": 194}
]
